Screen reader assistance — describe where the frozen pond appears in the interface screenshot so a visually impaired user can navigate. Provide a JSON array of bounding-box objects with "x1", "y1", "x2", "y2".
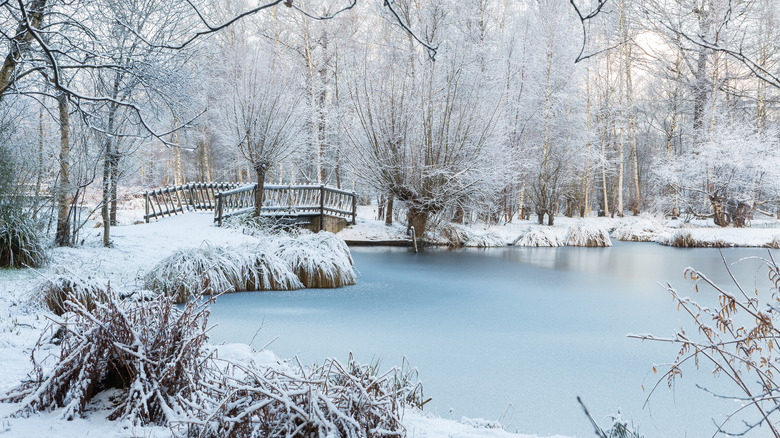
[{"x1": 208, "y1": 242, "x2": 775, "y2": 437}]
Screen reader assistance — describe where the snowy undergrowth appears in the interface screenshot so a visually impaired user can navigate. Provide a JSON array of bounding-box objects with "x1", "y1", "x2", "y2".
[
  {"x1": 32, "y1": 269, "x2": 109, "y2": 316},
  {"x1": 512, "y1": 227, "x2": 562, "y2": 247},
  {"x1": 0, "y1": 208, "x2": 47, "y2": 268},
  {"x1": 274, "y1": 231, "x2": 357, "y2": 288},
  {"x1": 440, "y1": 224, "x2": 506, "y2": 247},
  {"x1": 144, "y1": 232, "x2": 355, "y2": 300},
  {"x1": 3, "y1": 288, "x2": 413, "y2": 437},
  {"x1": 610, "y1": 216, "x2": 667, "y2": 242},
  {"x1": 564, "y1": 222, "x2": 612, "y2": 247}
]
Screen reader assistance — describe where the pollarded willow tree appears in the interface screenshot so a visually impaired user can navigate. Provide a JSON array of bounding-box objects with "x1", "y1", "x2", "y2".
[
  {"x1": 212, "y1": 40, "x2": 305, "y2": 216},
  {"x1": 349, "y1": 55, "x2": 501, "y2": 238}
]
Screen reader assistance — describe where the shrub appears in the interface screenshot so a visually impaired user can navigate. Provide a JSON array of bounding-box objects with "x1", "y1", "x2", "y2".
[
  {"x1": 143, "y1": 243, "x2": 304, "y2": 302},
  {"x1": 0, "y1": 208, "x2": 46, "y2": 268},
  {"x1": 143, "y1": 243, "x2": 243, "y2": 302},
  {"x1": 33, "y1": 270, "x2": 107, "y2": 316},
  {"x1": 4, "y1": 286, "x2": 210, "y2": 425},
  {"x1": 564, "y1": 222, "x2": 612, "y2": 247},
  {"x1": 441, "y1": 223, "x2": 506, "y2": 247},
  {"x1": 512, "y1": 227, "x2": 562, "y2": 247},
  {"x1": 632, "y1": 256, "x2": 780, "y2": 437},
  {"x1": 275, "y1": 232, "x2": 356, "y2": 288},
  {"x1": 611, "y1": 217, "x2": 665, "y2": 242},
  {"x1": 4, "y1": 285, "x2": 418, "y2": 437}
]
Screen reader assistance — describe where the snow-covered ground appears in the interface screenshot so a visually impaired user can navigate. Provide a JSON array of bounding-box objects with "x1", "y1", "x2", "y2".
[
  {"x1": 341, "y1": 205, "x2": 780, "y2": 248},
  {"x1": 0, "y1": 211, "x2": 551, "y2": 438}
]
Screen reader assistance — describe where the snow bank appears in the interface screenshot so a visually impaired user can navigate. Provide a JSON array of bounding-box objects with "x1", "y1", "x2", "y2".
[
  {"x1": 512, "y1": 227, "x2": 562, "y2": 247},
  {"x1": 564, "y1": 222, "x2": 612, "y2": 247},
  {"x1": 440, "y1": 224, "x2": 506, "y2": 247}
]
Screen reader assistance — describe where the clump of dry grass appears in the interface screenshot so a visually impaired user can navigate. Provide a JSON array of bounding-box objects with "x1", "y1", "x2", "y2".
[
  {"x1": 32, "y1": 269, "x2": 107, "y2": 316},
  {"x1": 512, "y1": 227, "x2": 562, "y2": 247},
  {"x1": 440, "y1": 224, "x2": 506, "y2": 247},
  {"x1": 184, "y1": 355, "x2": 414, "y2": 437},
  {"x1": 4, "y1": 286, "x2": 209, "y2": 425},
  {"x1": 664, "y1": 230, "x2": 731, "y2": 248},
  {"x1": 0, "y1": 208, "x2": 46, "y2": 268},
  {"x1": 143, "y1": 243, "x2": 242, "y2": 302},
  {"x1": 611, "y1": 217, "x2": 666, "y2": 242},
  {"x1": 4, "y1": 284, "x2": 418, "y2": 437},
  {"x1": 767, "y1": 235, "x2": 780, "y2": 249},
  {"x1": 240, "y1": 248, "x2": 304, "y2": 291},
  {"x1": 274, "y1": 232, "x2": 356, "y2": 288},
  {"x1": 564, "y1": 222, "x2": 612, "y2": 247}
]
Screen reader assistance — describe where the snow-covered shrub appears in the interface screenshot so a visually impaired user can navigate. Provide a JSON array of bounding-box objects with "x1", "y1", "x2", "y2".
[
  {"x1": 512, "y1": 227, "x2": 562, "y2": 247},
  {"x1": 5, "y1": 286, "x2": 209, "y2": 424},
  {"x1": 275, "y1": 232, "x2": 356, "y2": 288},
  {"x1": 611, "y1": 217, "x2": 666, "y2": 242},
  {"x1": 5, "y1": 286, "x2": 415, "y2": 437},
  {"x1": 766, "y1": 235, "x2": 780, "y2": 249},
  {"x1": 144, "y1": 243, "x2": 304, "y2": 302},
  {"x1": 0, "y1": 208, "x2": 46, "y2": 268},
  {"x1": 440, "y1": 224, "x2": 471, "y2": 246},
  {"x1": 184, "y1": 355, "x2": 412, "y2": 437},
  {"x1": 143, "y1": 243, "x2": 243, "y2": 302},
  {"x1": 33, "y1": 270, "x2": 107, "y2": 316},
  {"x1": 239, "y1": 247, "x2": 303, "y2": 291},
  {"x1": 440, "y1": 223, "x2": 506, "y2": 247},
  {"x1": 564, "y1": 222, "x2": 612, "y2": 247}
]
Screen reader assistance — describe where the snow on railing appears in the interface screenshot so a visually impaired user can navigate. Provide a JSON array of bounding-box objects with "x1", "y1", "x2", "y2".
[{"x1": 213, "y1": 184, "x2": 357, "y2": 228}]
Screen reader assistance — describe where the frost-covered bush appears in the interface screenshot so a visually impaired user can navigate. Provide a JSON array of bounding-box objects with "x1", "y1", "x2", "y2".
[
  {"x1": 184, "y1": 355, "x2": 414, "y2": 438},
  {"x1": 564, "y1": 222, "x2": 612, "y2": 247},
  {"x1": 240, "y1": 248, "x2": 303, "y2": 291},
  {"x1": 5, "y1": 286, "x2": 416, "y2": 437},
  {"x1": 5, "y1": 287, "x2": 209, "y2": 424},
  {"x1": 440, "y1": 224, "x2": 506, "y2": 247},
  {"x1": 611, "y1": 217, "x2": 666, "y2": 242},
  {"x1": 512, "y1": 227, "x2": 562, "y2": 247},
  {"x1": 33, "y1": 270, "x2": 107, "y2": 316},
  {"x1": 275, "y1": 232, "x2": 356, "y2": 288},
  {"x1": 767, "y1": 235, "x2": 780, "y2": 249},
  {"x1": 144, "y1": 243, "x2": 303, "y2": 302},
  {"x1": 0, "y1": 208, "x2": 46, "y2": 268},
  {"x1": 663, "y1": 230, "x2": 731, "y2": 248},
  {"x1": 143, "y1": 243, "x2": 243, "y2": 302}
]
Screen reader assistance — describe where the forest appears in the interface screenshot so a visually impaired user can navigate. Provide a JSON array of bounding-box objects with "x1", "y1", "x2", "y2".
[{"x1": 0, "y1": 0, "x2": 779, "y2": 245}]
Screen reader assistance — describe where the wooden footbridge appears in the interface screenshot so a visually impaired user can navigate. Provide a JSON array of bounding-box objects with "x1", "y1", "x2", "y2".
[{"x1": 143, "y1": 183, "x2": 357, "y2": 233}]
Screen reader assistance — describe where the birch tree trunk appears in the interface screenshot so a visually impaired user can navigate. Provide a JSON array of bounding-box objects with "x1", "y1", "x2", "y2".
[{"x1": 55, "y1": 92, "x2": 71, "y2": 247}]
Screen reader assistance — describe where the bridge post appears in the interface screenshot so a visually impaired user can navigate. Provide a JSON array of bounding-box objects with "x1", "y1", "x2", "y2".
[
  {"x1": 351, "y1": 192, "x2": 357, "y2": 225},
  {"x1": 216, "y1": 193, "x2": 223, "y2": 226},
  {"x1": 144, "y1": 191, "x2": 149, "y2": 223},
  {"x1": 319, "y1": 185, "x2": 325, "y2": 232}
]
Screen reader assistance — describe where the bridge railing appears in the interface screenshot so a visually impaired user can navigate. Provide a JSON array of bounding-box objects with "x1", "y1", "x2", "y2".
[
  {"x1": 214, "y1": 184, "x2": 357, "y2": 227},
  {"x1": 144, "y1": 182, "x2": 239, "y2": 222}
]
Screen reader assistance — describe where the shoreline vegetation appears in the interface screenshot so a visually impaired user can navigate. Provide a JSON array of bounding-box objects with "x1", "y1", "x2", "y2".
[{"x1": 2, "y1": 205, "x2": 779, "y2": 437}]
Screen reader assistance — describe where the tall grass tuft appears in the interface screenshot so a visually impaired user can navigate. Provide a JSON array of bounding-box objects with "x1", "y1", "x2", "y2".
[
  {"x1": 0, "y1": 208, "x2": 46, "y2": 268},
  {"x1": 565, "y1": 222, "x2": 612, "y2": 247},
  {"x1": 33, "y1": 269, "x2": 107, "y2": 316},
  {"x1": 512, "y1": 227, "x2": 562, "y2": 247},
  {"x1": 240, "y1": 247, "x2": 304, "y2": 291},
  {"x1": 143, "y1": 243, "x2": 244, "y2": 302},
  {"x1": 275, "y1": 232, "x2": 356, "y2": 288}
]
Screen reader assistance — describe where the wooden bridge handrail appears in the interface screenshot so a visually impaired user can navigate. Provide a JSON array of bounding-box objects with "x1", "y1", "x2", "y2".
[{"x1": 144, "y1": 182, "x2": 357, "y2": 228}]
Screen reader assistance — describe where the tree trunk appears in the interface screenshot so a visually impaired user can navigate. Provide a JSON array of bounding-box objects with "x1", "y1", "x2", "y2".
[
  {"x1": 0, "y1": 0, "x2": 47, "y2": 104},
  {"x1": 452, "y1": 204, "x2": 464, "y2": 224},
  {"x1": 407, "y1": 206, "x2": 428, "y2": 239},
  {"x1": 55, "y1": 92, "x2": 71, "y2": 247},
  {"x1": 253, "y1": 160, "x2": 268, "y2": 217},
  {"x1": 385, "y1": 193, "x2": 394, "y2": 226},
  {"x1": 109, "y1": 153, "x2": 119, "y2": 226}
]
